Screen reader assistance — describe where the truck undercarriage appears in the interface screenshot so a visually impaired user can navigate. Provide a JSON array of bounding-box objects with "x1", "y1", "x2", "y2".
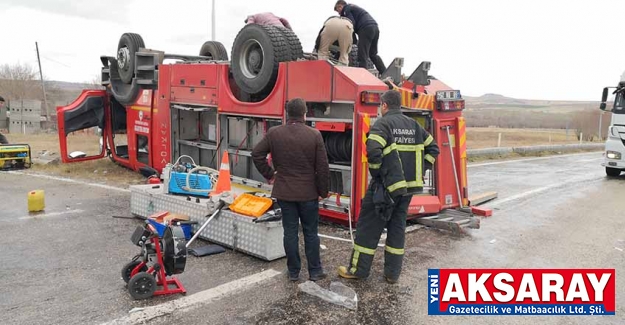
[{"x1": 57, "y1": 25, "x2": 490, "y2": 251}]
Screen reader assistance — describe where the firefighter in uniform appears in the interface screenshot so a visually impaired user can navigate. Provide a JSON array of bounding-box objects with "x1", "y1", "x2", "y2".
[{"x1": 338, "y1": 89, "x2": 440, "y2": 283}]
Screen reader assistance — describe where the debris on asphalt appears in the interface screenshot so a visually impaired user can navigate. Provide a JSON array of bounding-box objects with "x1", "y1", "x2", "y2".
[
  {"x1": 298, "y1": 281, "x2": 358, "y2": 310},
  {"x1": 615, "y1": 240, "x2": 624, "y2": 252},
  {"x1": 320, "y1": 244, "x2": 327, "y2": 250},
  {"x1": 129, "y1": 307, "x2": 145, "y2": 313},
  {"x1": 489, "y1": 239, "x2": 497, "y2": 244},
  {"x1": 112, "y1": 215, "x2": 137, "y2": 219},
  {"x1": 32, "y1": 150, "x2": 61, "y2": 166}
]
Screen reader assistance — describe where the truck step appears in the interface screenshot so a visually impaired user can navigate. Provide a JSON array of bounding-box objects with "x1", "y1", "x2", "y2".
[{"x1": 413, "y1": 209, "x2": 480, "y2": 234}]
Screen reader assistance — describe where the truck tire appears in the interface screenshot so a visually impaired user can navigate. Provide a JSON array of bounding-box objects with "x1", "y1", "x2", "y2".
[
  {"x1": 275, "y1": 26, "x2": 304, "y2": 61},
  {"x1": 199, "y1": 41, "x2": 229, "y2": 61},
  {"x1": 606, "y1": 167, "x2": 621, "y2": 177},
  {"x1": 108, "y1": 58, "x2": 141, "y2": 105},
  {"x1": 330, "y1": 44, "x2": 374, "y2": 69},
  {"x1": 231, "y1": 24, "x2": 291, "y2": 95},
  {"x1": 117, "y1": 33, "x2": 145, "y2": 84}
]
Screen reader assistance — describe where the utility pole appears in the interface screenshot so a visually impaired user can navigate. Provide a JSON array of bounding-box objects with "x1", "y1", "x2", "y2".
[
  {"x1": 35, "y1": 42, "x2": 50, "y2": 126},
  {"x1": 211, "y1": 0, "x2": 216, "y2": 41}
]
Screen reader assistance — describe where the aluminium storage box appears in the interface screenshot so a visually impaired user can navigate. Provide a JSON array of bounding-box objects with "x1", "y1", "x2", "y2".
[{"x1": 130, "y1": 184, "x2": 285, "y2": 261}]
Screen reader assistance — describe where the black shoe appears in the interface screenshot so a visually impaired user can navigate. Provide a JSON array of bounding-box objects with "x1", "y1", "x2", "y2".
[
  {"x1": 309, "y1": 272, "x2": 327, "y2": 282},
  {"x1": 289, "y1": 273, "x2": 300, "y2": 282},
  {"x1": 384, "y1": 276, "x2": 398, "y2": 284}
]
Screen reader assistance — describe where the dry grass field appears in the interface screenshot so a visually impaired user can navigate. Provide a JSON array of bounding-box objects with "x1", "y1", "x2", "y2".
[
  {"x1": 7, "y1": 132, "x2": 144, "y2": 187},
  {"x1": 466, "y1": 127, "x2": 592, "y2": 149},
  {"x1": 2, "y1": 126, "x2": 601, "y2": 186}
]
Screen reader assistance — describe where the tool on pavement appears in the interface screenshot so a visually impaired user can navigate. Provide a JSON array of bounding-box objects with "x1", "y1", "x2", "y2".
[
  {"x1": 122, "y1": 221, "x2": 188, "y2": 300},
  {"x1": 188, "y1": 244, "x2": 226, "y2": 257}
]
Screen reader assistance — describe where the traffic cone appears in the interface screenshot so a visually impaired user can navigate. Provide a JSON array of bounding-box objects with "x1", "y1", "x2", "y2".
[{"x1": 211, "y1": 151, "x2": 232, "y2": 196}]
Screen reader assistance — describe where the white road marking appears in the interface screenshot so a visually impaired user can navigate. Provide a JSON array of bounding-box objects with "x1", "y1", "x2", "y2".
[
  {"x1": 318, "y1": 233, "x2": 352, "y2": 243},
  {"x1": 577, "y1": 158, "x2": 603, "y2": 162},
  {"x1": 5, "y1": 171, "x2": 130, "y2": 193},
  {"x1": 468, "y1": 152, "x2": 600, "y2": 168},
  {"x1": 101, "y1": 269, "x2": 281, "y2": 325},
  {"x1": 319, "y1": 233, "x2": 386, "y2": 247},
  {"x1": 487, "y1": 175, "x2": 603, "y2": 208},
  {"x1": 19, "y1": 209, "x2": 84, "y2": 220}
]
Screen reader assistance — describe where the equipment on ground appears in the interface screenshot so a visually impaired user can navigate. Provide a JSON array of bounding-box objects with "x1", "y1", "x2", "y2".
[
  {"x1": 0, "y1": 144, "x2": 31, "y2": 170},
  {"x1": 600, "y1": 76, "x2": 625, "y2": 177},
  {"x1": 57, "y1": 23, "x2": 492, "y2": 233},
  {"x1": 123, "y1": 221, "x2": 187, "y2": 300},
  {"x1": 166, "y1": 156, "x2": 214, "y2": 197},
  {"x1": 27, "y1": 190, "x2": 45, "y2": 212}
]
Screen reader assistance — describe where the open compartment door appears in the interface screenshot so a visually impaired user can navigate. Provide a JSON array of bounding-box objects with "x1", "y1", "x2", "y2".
[{"x1": 57, "y1": 90, "x2": 108, "y2": 163}]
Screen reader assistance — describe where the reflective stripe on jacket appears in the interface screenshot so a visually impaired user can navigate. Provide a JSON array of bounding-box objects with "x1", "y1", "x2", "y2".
[{"x1": 366, "y1": 109, "x2": 440, "y2": 196}]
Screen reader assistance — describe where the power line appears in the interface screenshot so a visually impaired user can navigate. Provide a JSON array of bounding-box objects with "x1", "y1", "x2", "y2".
[{"x1": 42, "y1": 56, "x2": 71, "y2": 68}]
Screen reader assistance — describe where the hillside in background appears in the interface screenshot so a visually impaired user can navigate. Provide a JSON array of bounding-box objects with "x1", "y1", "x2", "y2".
[
  {"x1": 462, "y1": 93, "x2": 609, "y2": 138},
  {"x1": 49, "y1": 81, "x2": 93, "y2": 92},
  {"x1": 464, "y1": 93, "x2": 602, "y2": 113}
]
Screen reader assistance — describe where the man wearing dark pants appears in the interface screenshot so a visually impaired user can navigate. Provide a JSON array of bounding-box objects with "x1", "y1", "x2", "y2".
[
  {"x1": 334, "y1": 1, "x2": 386, "y2": 74},
  {"x1": 252, "y1": 98, "x2": 330, "y2": 282},
  {"x1": 338, "y1": 90, "x2": 440, "y2": 283},
  {"x1": 0, "y1": 96, "x2": 8, "y2": 144}
]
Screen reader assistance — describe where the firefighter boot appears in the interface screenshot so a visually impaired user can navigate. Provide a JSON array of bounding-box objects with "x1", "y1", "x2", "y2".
[
  {"x1": 338, "y1": 266, "x2": 359, "y2": 279},
  {"x1": 384, "y1": 275, "x2": 398, "y2": 284}
]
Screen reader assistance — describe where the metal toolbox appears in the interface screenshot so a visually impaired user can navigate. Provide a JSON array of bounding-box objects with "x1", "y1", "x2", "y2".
[{"x1": 130, "y1": 184, "x2": 285, "y2": 261}]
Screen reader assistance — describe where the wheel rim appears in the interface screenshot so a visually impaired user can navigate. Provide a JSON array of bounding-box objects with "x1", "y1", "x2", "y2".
[
  {"x1": 239, "y1": 39, "x2": 264, "y2": 79},
  {"x1": 132, "y1": 276, "x2": 154, "y2": 295},
  {"x1": 117, "y1": 47, "x2": 130, "y2": 71}
]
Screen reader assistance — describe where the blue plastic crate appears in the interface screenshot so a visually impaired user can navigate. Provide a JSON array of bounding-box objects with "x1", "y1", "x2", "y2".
[
  {"x1": 147, "y1": 218, "x2": 192, "y2": 240},
  {"x1": 168, "y1": 171, "x2": 212, "y2": 197}
]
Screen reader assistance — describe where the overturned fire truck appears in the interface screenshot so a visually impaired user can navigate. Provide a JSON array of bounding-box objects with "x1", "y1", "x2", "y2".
[{"x1": 57, "y1": 24, "x2": 487, "y2": 240}]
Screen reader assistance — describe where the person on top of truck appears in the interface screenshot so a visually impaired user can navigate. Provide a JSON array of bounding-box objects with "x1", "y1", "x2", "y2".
[
  {"x1": 244, "y1": 12, "x2": 292, "y2": 30},
  {"x1": 334, "y1": 0, "x2": 386, "y2": 74},
  {"x1": 314, "y1": 16, "x2": 357, "y2": 66},
  {"x1": 0, "y1": 96, "x2": 8, "y2": 144}
]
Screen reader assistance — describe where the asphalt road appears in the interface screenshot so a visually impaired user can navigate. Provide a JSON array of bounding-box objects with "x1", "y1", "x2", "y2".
[{"x1": 1, "y1": 151, "x2": 623, "y2": 325}]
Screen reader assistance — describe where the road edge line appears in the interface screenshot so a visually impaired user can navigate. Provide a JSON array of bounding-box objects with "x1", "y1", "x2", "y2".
[
  {"x1": 468, "y1": 151, "x2": 599, "y2": 168},
  {"x1": 101, "y1": 268, "x2": 281, "y2": 325},
  {"x1": 5, "y1": 171, "x2": 131, "y2": 193}
]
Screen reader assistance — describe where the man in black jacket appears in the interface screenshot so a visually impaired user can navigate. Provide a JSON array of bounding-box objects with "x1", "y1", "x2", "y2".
[
  {"x1": 0, "y1": 96, "x2": 8, "y2": 144},
  {"x1": 338, "y1": 90, "x2": 439, "y2": 284},
  {"x1": 334, "y1": 1, "x2": 386, "y2": 74}
]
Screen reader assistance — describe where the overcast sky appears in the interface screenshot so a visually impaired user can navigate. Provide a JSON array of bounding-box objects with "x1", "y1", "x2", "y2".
[{"x1": 0, "y1": 0, "x2": 623, "y2": 101}]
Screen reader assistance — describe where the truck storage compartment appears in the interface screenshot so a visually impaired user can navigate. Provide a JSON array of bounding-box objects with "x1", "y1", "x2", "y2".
[
  {"x1": 171, "y1": 104, "x2": 218, "y2": 169},
  {"x1": 221, "y1": 115, "x2": 281, "y2": 183}
]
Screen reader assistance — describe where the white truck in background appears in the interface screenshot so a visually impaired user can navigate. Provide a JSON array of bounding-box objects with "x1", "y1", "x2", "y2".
[{"x1": 600, "y1": 72, "x2": 625, "y2": 177}]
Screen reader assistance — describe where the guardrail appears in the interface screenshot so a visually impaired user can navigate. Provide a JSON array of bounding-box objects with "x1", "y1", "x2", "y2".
[{"x1": 467, "y1": 143, "x2": 604, "y2": 158}]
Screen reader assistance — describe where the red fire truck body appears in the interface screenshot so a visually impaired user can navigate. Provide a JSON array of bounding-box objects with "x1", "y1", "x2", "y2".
[{"x1": 57, "y1": 30, "x2": 477, "y2": 226}]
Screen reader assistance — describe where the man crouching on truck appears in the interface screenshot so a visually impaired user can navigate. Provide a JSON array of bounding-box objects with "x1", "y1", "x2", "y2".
[{"x1": 252, "y1": 98, "x2": 330, "y2": 282}]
